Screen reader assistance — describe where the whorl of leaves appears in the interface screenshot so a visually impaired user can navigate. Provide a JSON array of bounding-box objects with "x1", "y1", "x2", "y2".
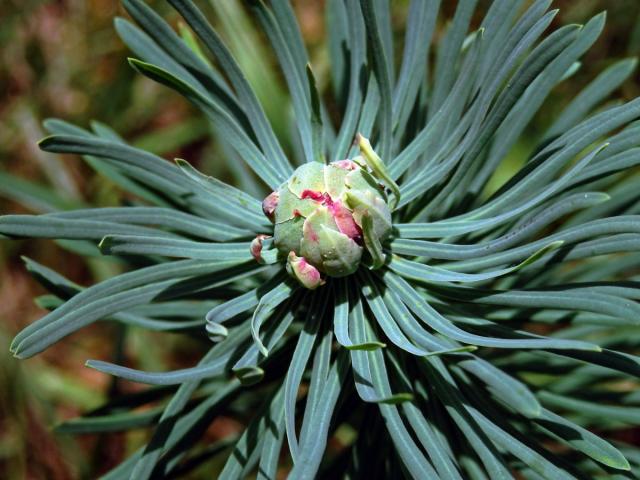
[{"x1": 2, "y1": 0, "x2": 640, "y2": 478}]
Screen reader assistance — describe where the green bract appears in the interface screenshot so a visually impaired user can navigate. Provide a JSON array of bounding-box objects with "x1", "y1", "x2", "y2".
[{"x1": 260, "y1": 154, "x2": 392, "y2": 288}]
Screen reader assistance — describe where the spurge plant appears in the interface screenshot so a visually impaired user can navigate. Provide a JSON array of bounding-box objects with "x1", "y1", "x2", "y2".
[{"x1": 3, "y1": 0, "x2": 640, "y2": 478}]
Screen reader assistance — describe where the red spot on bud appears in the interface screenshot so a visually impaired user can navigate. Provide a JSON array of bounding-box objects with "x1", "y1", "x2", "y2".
[{"x1": 301, "y1": 189, "x2": 325, "y2": 201}]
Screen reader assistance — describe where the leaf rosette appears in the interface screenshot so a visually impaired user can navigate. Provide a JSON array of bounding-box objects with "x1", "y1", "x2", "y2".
[{"x1": 1, "y1": 0, "x2": 640, "y2": 478}]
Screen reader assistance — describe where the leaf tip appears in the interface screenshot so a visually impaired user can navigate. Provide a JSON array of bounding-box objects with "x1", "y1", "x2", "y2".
[
  {"x1": 344, "y1": 341, "x2": 387, "y2": 351},
  {"x1": 84, "y1": 359, "x2": 100, "y2": 370},
  {"x1": 12, "y1": 349, "x2": 27, "y2": 360},
  {"x1": 98, "y1": 236, "x2": 114, "y2": 254},
  {"x1": 37, "y1": 135, "x2": 57, "y2": 151},
  {"x1": 113, "y1": 16, "x2": 127, "y2": 29},
  {"x1": 126, "y1": 57, "x2": 145, "y2": 72},
  {"x1": 527, "y1": 404, "x2": 543, "y2": 418},
  {"x1": 233, "y1": 366, "x2": 265, "y2": 386},
  {"x1": 377, "y1": 393, "x2": 414, "y2": 405},
  {"x1": 205, "y1": 322, "x2": 229, "y2": 343},
  {"x1": 623, "y1": 56, "x2": 638, "y2": 69}
]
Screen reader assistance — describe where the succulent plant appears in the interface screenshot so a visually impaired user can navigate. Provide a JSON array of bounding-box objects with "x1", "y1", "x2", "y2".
[
  {"x1": 262, "y1": 139, "x2": 395, "y2": 288},
  {"x1": 2, "y1": 0, "x2": 640, "y2": 479}
]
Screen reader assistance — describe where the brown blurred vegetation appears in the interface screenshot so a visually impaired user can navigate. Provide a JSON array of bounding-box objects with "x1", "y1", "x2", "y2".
[{"x1": 1, "y1": 1, "x2": 639, "y2": 478}]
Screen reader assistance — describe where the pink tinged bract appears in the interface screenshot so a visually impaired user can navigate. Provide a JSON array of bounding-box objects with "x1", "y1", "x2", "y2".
[
  {"x1": 333, "y1": 159, "x2": 359, "y2": 170},
  {"x1": 324, "y1": 197, "x2": 362, "y2": 242},
  {"x1": 286, "y1": 251, "x2": 324, "y2": 290},
  {"x1": 262, "y1": 191, "x2": 279, "y2": 222},
  {"x1": 250, "y1": 234, "x2": 271, "y2": 264},
  {"x1": 301, "y1": 190, "x2": 362, "y2": 242}
]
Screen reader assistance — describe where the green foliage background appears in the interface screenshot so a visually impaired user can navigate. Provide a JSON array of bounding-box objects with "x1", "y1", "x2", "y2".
[{"x1": 1, "y1": 1, "x2": 639, "y2": 478}]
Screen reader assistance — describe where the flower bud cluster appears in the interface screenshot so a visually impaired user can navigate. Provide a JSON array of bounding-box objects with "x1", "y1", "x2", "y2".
[{"x1": 260, "y1": 158, "x2": 392, "y2": 289}]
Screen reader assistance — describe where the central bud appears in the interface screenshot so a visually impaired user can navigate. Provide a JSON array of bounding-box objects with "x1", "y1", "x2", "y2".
[{"x1": 261, "y1": 158, "x2": 392, "y2": 289}]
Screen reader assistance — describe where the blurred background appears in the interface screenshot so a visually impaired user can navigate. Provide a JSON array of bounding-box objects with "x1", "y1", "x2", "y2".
[{"x1": 1, "y1": 1, "x2": 639, "y2": 478}]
